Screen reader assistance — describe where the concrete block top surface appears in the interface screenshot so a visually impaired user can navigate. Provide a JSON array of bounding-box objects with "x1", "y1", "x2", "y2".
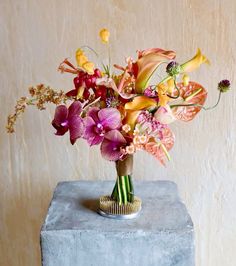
[{"x1": 41, "y1": 181, "x2": 193, "y2": 234}]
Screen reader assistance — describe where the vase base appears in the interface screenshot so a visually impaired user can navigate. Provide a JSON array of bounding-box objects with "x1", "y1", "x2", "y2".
[{"x1": 98, "y1": 195, "x2": 142, "y2": 220}]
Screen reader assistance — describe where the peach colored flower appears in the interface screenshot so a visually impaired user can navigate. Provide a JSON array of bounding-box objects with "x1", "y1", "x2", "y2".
[{"x1": 122, "y1": 124, "x2": 131, "y2": 133}]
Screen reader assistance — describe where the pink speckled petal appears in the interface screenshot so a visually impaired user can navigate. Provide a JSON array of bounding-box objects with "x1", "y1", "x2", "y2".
[{"x1": 172, "y1": 81, "x2": 207, "y2": 122}]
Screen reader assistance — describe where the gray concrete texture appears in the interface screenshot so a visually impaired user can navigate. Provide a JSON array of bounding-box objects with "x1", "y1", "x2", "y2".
[{"x1": 40, "y1": 181, "x2": 194, "y2": 266}]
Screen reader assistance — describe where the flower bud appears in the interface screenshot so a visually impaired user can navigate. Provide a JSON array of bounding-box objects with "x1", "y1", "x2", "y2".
[
  {"x1": 166, "y1": 61, "x2": 181, "y2": 76},
  {"x1": 99, "y1": 28, "x2": 110, "y2": 44},
  {"x1": 218, "y1": 79, "x2": 230, "y2": 93}
]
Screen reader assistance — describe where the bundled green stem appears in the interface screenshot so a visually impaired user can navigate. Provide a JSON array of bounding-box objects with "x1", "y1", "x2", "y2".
[
  {"x1": 111, "y1": 154, "x2": 134, "y2": 205},
  {"x1": 111, "y1": 175, "x2": 134, "y2": 205}
]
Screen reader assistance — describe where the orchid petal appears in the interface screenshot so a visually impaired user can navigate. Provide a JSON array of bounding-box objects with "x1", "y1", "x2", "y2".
[
  {"x1": 101, "y1": 130, "x2": 126, "y2": 161},
  {"x1": 69, "y1": 116, "x2": 84, "y2": 145},
  {"x1": 83, "y1": 117, "x2": 97, "y2": 139},
  {"x1": 52, "y1": 105, "x2": 68, "y2": 126},
  {"x1": 87, "y1": 135, "x2": 104, "y2": 146},
  {"x1": 98, "y1": 108, "x2": 121, "y2": 130},
  {"x1": 68, "y1": 101, "x2": 82, "y2": 119},
  {"x1": 53, "y1": 125, "x2": 69, "y2": 136},
  {"x1": 87, "y1": 107, "x2": 100, "y2": 123}
]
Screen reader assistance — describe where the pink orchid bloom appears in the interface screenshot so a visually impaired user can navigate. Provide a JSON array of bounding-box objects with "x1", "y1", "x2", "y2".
[
  {"x1": 101, "y1": 129, "x2": 127, "y2": 161},
  {"x1": 154, "y1": 105, "x2": 176, "y2": 124},
  {"x1": 52, "y1": 101, "x2": 84, "y2": 145},
  {"x1": 84, "y1": 107, "x2": 121, "y2": 145}
]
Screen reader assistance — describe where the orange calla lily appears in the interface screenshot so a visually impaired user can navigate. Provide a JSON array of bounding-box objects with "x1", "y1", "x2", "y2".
[
  {"x1": 181, "y1": 48, "x2": 210, "y2": 72},
  {"x1": 135, "y1": 49, "x2": 176, "y2": 93},
  {"x1": 125, "y1": 96, "x2": 157, "y2": 111},
  {"x1": 123, "y1": 110, "x2": 141, "y2": 130}
]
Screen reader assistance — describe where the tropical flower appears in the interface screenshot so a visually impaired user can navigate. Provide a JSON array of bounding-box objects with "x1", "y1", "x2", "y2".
[
  {"x1": 101, "y1": 130, "x2": 127, "y2": 161},
  {"x1": 125, "y1": 96, "x2": 157, "y2": 111},
  {"x1": 134, "y1": 48, "x2": 176, "y2": 93},
  {"x1": 181, "y1": 48, "x2": 210, "y2": 73},
  {"x1": 84, "y1": 107, "x2": 121, "y2": 145},
  {"x1": 154, "y1": 105, "x2": 176, "y2": 124},
  {"x1": 99, "y1": 28, "x2": 110, "y2": 44},
  {"x1": 52, "y1": 101, "x2": 84, "y2": 145},
  {"x1": 156, "y1": 84, "x2": 170, "y2": 106},
  {"x1": 218, "y1": 79, "x2": 230, "y2": 93},
  {"x1": 182, "y1": 74, "x2": 190, "y2": 86},
  {"x1": 75, "y1": 49, "x2": 94, "y2": 74}
]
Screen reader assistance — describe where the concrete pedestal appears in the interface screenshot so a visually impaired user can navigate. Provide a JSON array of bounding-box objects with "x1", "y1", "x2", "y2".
[{"x1": 40, "y1": 181, "x2": 194, "y2": 266}]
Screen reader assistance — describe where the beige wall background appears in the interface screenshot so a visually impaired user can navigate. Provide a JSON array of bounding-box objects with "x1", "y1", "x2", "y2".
[{"x1": 0, "y1": 0, "x2": 235, "y2": 265}]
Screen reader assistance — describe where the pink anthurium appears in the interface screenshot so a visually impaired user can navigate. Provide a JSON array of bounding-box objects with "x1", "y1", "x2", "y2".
[
  {"x1": 171, "y1": 81, "x2": 207, "y2": 121},
  {"x1": 154, "y1": 105, "x2": 176, "y2": 124}
]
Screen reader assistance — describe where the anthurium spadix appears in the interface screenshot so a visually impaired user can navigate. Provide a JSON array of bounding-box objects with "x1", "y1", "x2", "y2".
[{"x1": 135, "y1": 49, "x2": 176, "y2": 93}]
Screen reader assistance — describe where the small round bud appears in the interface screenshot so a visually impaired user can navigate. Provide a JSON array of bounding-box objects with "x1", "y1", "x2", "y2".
[
  {"x1": 218, "y1": 79, "x2": 230, "y2": 93},
  {"x1": 166, "y1": 61, "x2": 182, "y2": 76}
]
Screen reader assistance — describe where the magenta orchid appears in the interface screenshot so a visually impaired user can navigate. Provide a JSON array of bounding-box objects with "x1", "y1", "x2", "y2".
[
  {"x1": 84, "y1": 107, "x2": 121, "y2": 146},
  {"x1": 52, "y1": 101, "x2": 84, "y2": 145},
  {"x1": 101, "y1": 130, "x2": 127, "y2": 161}
]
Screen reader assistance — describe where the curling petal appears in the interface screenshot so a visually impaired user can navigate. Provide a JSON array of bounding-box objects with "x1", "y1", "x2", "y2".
[{"x1": 125, "y1": 96, "x2": 157, "y2": 111}]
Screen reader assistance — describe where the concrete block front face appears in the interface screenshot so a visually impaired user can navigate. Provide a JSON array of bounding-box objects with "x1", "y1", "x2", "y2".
[{"x1": 40, "y1": 181, "x2": 194, "y2": 266}]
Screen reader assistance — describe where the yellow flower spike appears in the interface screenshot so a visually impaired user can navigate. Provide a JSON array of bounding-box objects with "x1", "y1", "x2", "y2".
[
  {"x1": 76, "y1": 49, "x2": 88, "y2": 67},
  {"x1": 82, "y1": 61, "x2": 95, "y2": 75},
  {"x1": 166, "y1": 78, "x2": 175, "y2": 94},
  {"x1": 157, "y1": 84, "x2": 170, "y2": 107},
  {"x1": 182, "y1": 74, "x2": 190, "y2": 86},
  {"x1": 181, "y1": 48, "x2": 210, "y2": 73},
  {"x1": 99, "y1": 28, "x2": 110, "y2": 44}
]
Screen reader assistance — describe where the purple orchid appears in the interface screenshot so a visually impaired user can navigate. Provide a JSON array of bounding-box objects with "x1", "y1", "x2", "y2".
[
  {"x1": 84, "y1": 107, "x2": 121, "y2": 145},
  {"x1": 52, "y1": 101, "x2": 84, "y2": 145},
  {"x1": 101, "y1": 130, "x2": 127, "y2": 161}
]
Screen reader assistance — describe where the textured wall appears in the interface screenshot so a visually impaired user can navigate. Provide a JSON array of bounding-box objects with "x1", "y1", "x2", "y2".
[{"x1": 0, "y1": 0, "x2": 235, "y2": 265}]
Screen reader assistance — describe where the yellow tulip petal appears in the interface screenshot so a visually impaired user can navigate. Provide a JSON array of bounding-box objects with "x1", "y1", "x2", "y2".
[{"x1": 125, "y1": 96, "x2": 157, "y2": 111}]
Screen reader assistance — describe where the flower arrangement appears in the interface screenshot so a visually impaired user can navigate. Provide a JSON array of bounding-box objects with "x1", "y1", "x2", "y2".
[{"x1": 7, "y1": 29, "x2": 230, "y2": 209}]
